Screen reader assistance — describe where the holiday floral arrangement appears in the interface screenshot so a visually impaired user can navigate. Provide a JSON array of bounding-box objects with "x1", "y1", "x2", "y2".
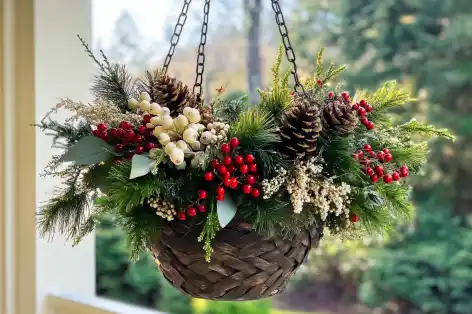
[{"x1": 37, "y1": 44, "x2": 453, "y2": 263}]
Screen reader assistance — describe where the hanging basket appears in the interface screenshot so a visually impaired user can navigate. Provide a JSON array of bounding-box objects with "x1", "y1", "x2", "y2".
[{"x1": 150, "y1": 220, "x2": 324, "y2": 301}]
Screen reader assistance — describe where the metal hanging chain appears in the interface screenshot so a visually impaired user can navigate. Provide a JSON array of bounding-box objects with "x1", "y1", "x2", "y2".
[
  {"x1": 193, "y1": 0, "x2": 211, "y2": 96},
  {"x1": 271, "y1": 0, "x2": 308, "y2": 97},
  {"x1": 162, "y1": 0, "x2": 192, "y2": 75}
]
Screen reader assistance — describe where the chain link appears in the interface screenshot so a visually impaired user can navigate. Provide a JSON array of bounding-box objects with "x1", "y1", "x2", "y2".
[
  {"x1": 271, "y1": 0, "x2": 308, "y2": 97},
  {"x1": 162, "y1": 0, "x2": 192, "y2": 75},
  {"x1": 193, "y1": 0, "x2": 211, "y2": 97}
]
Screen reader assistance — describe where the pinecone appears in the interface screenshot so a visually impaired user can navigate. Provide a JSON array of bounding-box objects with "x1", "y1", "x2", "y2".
[
  {"x1": 280, "y1": 97, "x2": 323, "y2": 157},
  {"x1": 151, "y1": 74, "x2": 198, "y2": 116},
  {"x1": 200, "y1": 104, "x2": 213, "y2": 125},
  {"x1": 322, "y1": 98, "x2": 358, "y2": 135}
]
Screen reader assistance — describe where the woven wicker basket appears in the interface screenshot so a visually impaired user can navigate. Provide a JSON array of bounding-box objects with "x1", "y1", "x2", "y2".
[{"x1": 150, "y1": 220, "x2": 324, "y2": 301}]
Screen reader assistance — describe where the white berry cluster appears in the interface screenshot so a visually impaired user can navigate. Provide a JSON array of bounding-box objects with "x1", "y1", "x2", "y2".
[
  {"x1": 147, "y1": 197, "x2": 176, "y2": 221},
  {"x1": 261, "y1": 168, "x2": 288, "y2": 199},
  {"x1": 127, "y1": 92, "x2": 229, "y2": 169}
]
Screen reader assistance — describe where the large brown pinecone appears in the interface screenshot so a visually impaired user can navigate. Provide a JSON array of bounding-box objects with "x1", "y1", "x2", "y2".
[
  {"x1": 149, "y1": 73, "x2": 198, "y2": 116},
  {"x1": 280, "y1": 97, "x2": 323, "y2": 157},
  {"x1": 322, "y1": 98, "x2": 358, "y2": 135}
]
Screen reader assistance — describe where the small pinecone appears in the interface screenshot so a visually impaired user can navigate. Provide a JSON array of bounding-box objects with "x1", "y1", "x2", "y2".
[
  {"x1": 152, "y1": 74, "x2": 198, "y2": 116},
  {"x1": 322, "y1": 98, "x2": 358, "y2": 135},
  {"x1": 200, "y1": 104, "x2": 213, "y2": 125},
  {"x1": 280, "y1": 97, "x2": 323, "y2": 157}
]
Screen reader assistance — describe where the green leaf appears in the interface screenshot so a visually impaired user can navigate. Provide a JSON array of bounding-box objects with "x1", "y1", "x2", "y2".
[
  {"x1": 217, "y1": 197, "x2": 237, "y2": 228},
  {"x1": 60, "y1": 136, "x2": 114, "y2": 165},
  {"x1": 129, "y1": 154, "x2": 154, "y2": 179}
]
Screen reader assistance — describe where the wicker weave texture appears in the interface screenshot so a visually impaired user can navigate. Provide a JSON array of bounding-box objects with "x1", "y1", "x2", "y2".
[{"x1": 150, "y1": 220, "x2": 323, "y2": 301}]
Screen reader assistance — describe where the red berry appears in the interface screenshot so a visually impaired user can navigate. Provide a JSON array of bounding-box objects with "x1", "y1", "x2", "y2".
[
  {"x1": 249, "y1": 163, "x2": 257, "y2": 173},
  {"x1": 143, "y1": 114, "x2": 152, "y2": 124},
  {"x1": 223, "y1": 178, "x2": 231, "y2": 187},
  {"x1": 366, "y1": 105, "x2": 373, "y2": 112},
  {"x1": 384, "y1": 153, "x2": 393, "y2": 162},
  {"x1": 218, "y1": 165, "x2": 228, "y2": 175},
  {"x1": 290, "y1": 91, "x2": 295, "y2": 96},
  {"x1": 135, "y1": 135, "x2": 143, "y2": 143},
  {"x1": 246, "y1": 175, "x2": 256, "y2": 185},
  {"x1": 352, "y1": 153, "x2": 360, "y2": 160},
  {"x1": 177, "y1": 212, "x2": 186, "y2": 221},
  {"x1": 392, "y1": 172, "x2": 400, "y2": 181},
  {"x1": 383, "y1": 174, "x2": 393, "y2": 183},
  {"x1": 357, "y1": 151, "x2": 364, "y2": 158},
  {"x1": 92, "y1": 129, "x2": 100, "y2": 137},
  {"x1": 400, "y1": 165, "x2": 408, "y2": 172},
  {"x1": 204, "y1": 172, "x2": 214, "y2": 181},
  {"x1": 223, "y1": 156, "x2": 232, "y2": 166},
  {"x1": 359, "y1": 99, "x2": 367, "y2": 107},
  {"x1": 223, "y1": 172, "x2": 231, "y2": 180},
  {"x1": 115, "y1": 144, "x2": 124, "y2": 153},
  {"x1": 216, "y1": 186, "x2": 225, "y2": 195},
  {"x1": 369, "y1": 151, "x2": 376, "y2": 158},
  {"x1": 119, "y1": 121, "x2": 132, "y2": 130},
  {"x1": 366, "y1": 121, "x2": 375, "y2": 130},
  {"x1": 116, "y1": 128, "x2": 124, "y2": 138},
  {"x1": 126, "y1": 154, "x2": 134, "y2": 160},
  {"x1": 124, "y1": 130, "x2": 135, "y2": 141},
  {"x1": 100, "y1": 131, "x2": 108, "y2": 140},
  {"x1": 198, "y1": 190, "x2": 207, "y2": 199},
  {"x1": 245, "y1": 154, "x2": 255, "y2": 163},
  {"x1": 360, "y1": 116, "x2": 369, "y2": 124},
  {"x1": 234, "y1": 155, "x2": 244, "y2": 165},
  {"x1": 364, "y1": 144, "x2": 372, "y2": 152},
  {"x1": 342, "y1": 91, "x2": 349, "y2": 98},
  {"x1": 358, "y1": 107, "x2": 367, "y2": 116},
  {"x1": 251, "y1": 188, "x2": 261, "y2": 198},
  {"x1": 228, "y1": 165, "x2": 236, "y2": 173},
  {"x1": 221, "y1": 143, "x2": 231, "y2": 154},
  {"x1": 210, "y1": 160, "x2": 220, "y2": 169},
  {"x1": 216, "y1": 194, "x2": 225, "y2": 201},
  {"x1": 242, "y1": 184, "x2": 252, "y2": 194},
  {"x1": 239, "y1": 164, "x2": 249, "y2": 174},
  {"x1": 352, "y1": 103, "x2": 360, "y2": 110},
  {"x1": 230, "y1": 137, "x2": 240, "y2": 148},
  {"x1": 327, "y1": 91, "x2": 335, "y2": 98},
  {"x1": 97, "y1": 123, "x2": 107, "y2": 132},
  {"x1": 145, "y1": 142, "x2": 157, "y2": 151},
  {"x1": 400, "y1": 165, "x2": 409, "y2": 177},
  {"x1": 135, "y1": 146, "x2": 144, "y2": 154},
  {"x1": 187, "y1": 207, "x2": 197, "y2": 217},
  {"x1": 110, "y1": 128, "x2": 118, "y2": 137},
  {"x1": 351, "y1": 215, "x2": 360, "y2": 223},
  {"x1": 377, "y1": 152, "x2": 385, "y2": 162},
  {"x1": 365, "y1": 167, "x2": 374, "y2": 176},
  {"x1": 197, "y1": 204, "x2": 207, "y2": 213},
  {"x1": 138, "y1": 125, "x2": 147, "y2": 134},
  {"x1": 371, "y1": 175, "x2": 379, "y2": 183},
  {"x1": 317, "y1": 79, "x2": 323, "y2": 87},
  {"x1": 375, "y1": 165, "x2": 384, "y2": 176},
  {"x1": 230, "y1": 178, "x2": 238, "y2": 189}
]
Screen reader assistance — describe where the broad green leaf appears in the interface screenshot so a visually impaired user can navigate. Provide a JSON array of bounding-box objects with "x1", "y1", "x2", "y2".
[
  {"x1": 217, "y1": 197, "x2": 237, "y2": 228},
  {"x1": 130, "y1": 154, "x2": 154, "y2": 179},
  {"x1": 60, "y1": 136, "x2": 114, "y2": 165}
]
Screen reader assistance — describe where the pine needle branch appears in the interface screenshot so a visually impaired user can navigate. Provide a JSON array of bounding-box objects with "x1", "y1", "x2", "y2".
[
  {"x1": 229, "y1": 110, "x2": 280, "y2": 150},
  {"x1": 396, "y1": 119, "x2": 455, "y2": 141},
  {"x1": 77, "y1": 34, "x2": 106, "y2": 72},
  {"x1": 198, "y1": 209, "x2": 220, "y2": 262}
]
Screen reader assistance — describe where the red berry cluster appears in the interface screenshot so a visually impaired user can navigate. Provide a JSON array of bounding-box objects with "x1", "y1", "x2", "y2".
[
  {"x1": 177, "y1": 193, "x2": 208, "y2": 221},
  {"x1": 204, "y1": 137, "x2": 261, "y2": 200},
  {"x1": 352, "y1": 99, "x2": 374, "y2": 130},
  {"x1": 92, "y1": 120, "x2": 159, "y2": 160},
  {"x1": 353, "y1": 144, "x2": 409, "y2": 184}
]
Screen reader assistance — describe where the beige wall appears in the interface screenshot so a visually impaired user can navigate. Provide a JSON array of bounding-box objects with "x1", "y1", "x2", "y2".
[{"x1": 1, "y1": 0, "x2": 36, "y2": 314}]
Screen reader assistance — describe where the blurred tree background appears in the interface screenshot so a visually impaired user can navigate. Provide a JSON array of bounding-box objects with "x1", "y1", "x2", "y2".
[{"x1": 94, "y1": 0, "x2": 472, "y2": 313}]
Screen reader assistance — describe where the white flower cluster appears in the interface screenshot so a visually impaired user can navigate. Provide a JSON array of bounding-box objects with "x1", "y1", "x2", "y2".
[
  {"x1": 147, "y1": 197, "x2": 176, "y2": 221},
  {"x1": 261, "y1": 168, "x2": 288, "y2": 199},
  {"x1": 262, "y1": 157, "x2": 352, "y2": 217},
  {"x1": 128, "y1": 92, "x2": 229, "y2": 168},
  {"x1": 55, "y1": 98, "x2": 141, "y2": 126}
]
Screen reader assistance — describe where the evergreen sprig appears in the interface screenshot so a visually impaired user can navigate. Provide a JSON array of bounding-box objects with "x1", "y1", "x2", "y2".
[
  {"x1": 229, "y1": 110, "x2": 280, "y2": 150},
  {"x1": 304, "y1": 48, "x2": 346, "y2": 91},
  {"x1": 198, "y1": 209, "x2": 220, "y2": 262},
  {"x1": 396, "y1": 119, "x2": 455, "y2": 141},
  {"x1": 213, "y1": 96, "x2": 249, "y2": 124}
]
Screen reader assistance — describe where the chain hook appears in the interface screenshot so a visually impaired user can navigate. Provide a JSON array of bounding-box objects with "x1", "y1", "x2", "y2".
[
  {"x1": 270, "y1": 0, "x2": 309, "y2": 99},
  {"x1": 193, "y1": 0, "x2": 211, "y2": 97},
  {"x1": 162, "y1": 0, "x2": 192, "y2": 75}
]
